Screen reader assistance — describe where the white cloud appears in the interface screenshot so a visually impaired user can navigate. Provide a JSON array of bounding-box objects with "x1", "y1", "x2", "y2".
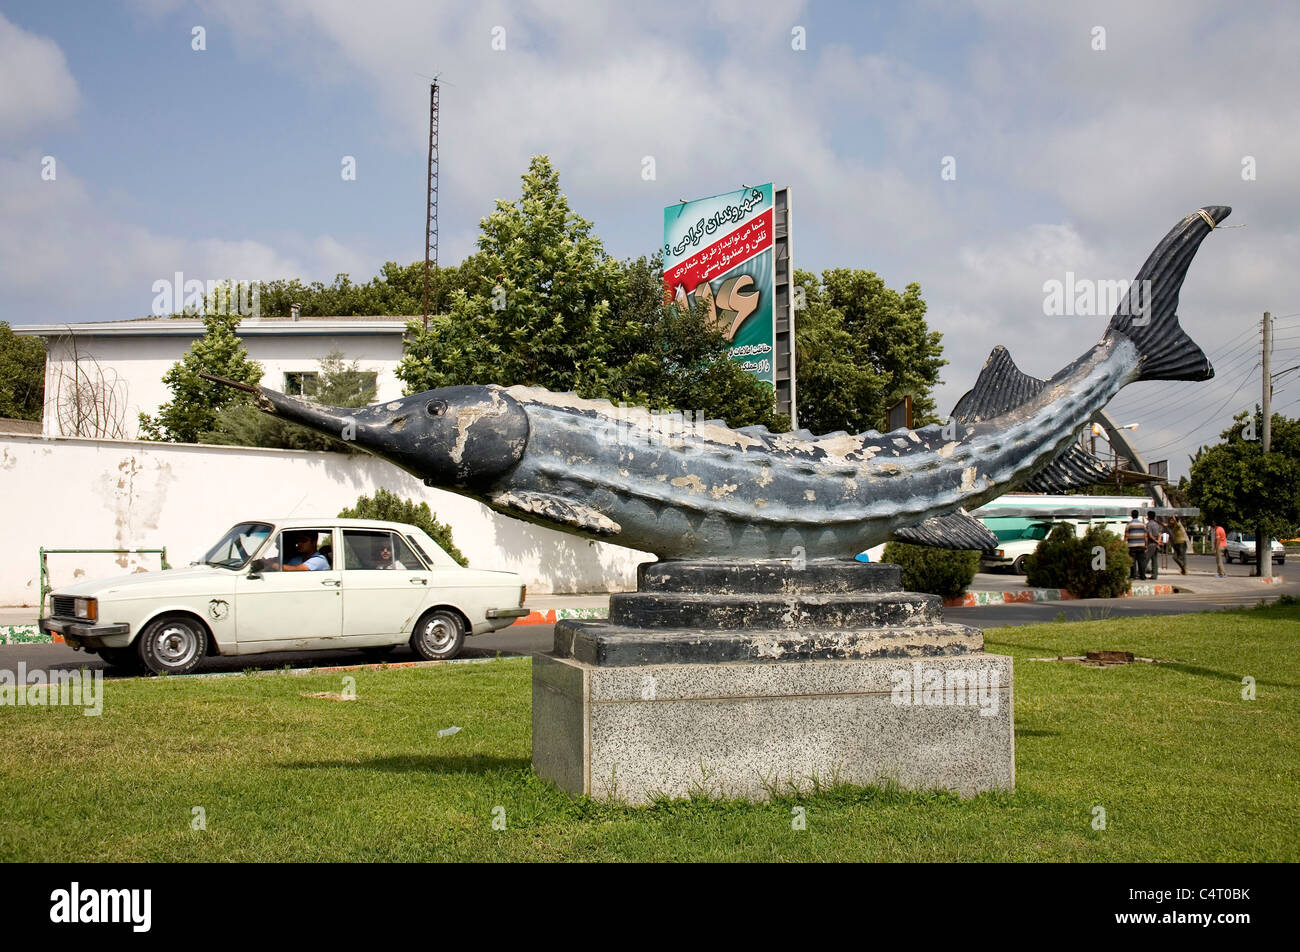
[
  {"x1": 0, "y1": 153, "x2": 376, "y2": 320},
  {"x1": 0, "y1": 12, "x2": 80, "y2": 139}
]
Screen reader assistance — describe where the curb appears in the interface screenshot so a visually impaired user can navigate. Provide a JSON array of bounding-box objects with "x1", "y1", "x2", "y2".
[
  {"x1": 3, "y1": 625, "x2": 48, "y2": 645},
  {"x1": 512, "y1": 607, "x2": 610, "y2": 626},
  {"x1": 945, "y1": 584, "x2": 1175, "y2": 607}
]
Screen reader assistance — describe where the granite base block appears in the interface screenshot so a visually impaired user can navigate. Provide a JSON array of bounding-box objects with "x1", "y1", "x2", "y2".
[{"x1": 532, "y1": 652, "x2": 1014, "y2": 803}]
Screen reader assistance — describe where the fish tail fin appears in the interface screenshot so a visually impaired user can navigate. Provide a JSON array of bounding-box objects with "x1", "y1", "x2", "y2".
[{"x1": 1107, "y1": 205, "x2": 1229, "y2": 383}]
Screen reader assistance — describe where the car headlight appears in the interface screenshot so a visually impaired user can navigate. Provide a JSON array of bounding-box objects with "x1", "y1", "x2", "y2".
[
  {"x1": 74, "y1": 597, "x2": 97, "y2": 622},
  {"x1": 996, "y1": 549, "x2": 1005, "y2": 558}
]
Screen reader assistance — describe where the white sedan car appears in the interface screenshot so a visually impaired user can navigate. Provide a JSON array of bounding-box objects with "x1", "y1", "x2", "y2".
[{"x1": 39, "y1": 518, "x2": 528, "y2": 674}]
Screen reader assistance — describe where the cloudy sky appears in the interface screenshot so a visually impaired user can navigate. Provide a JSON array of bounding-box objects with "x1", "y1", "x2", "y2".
[{"x1": 2, "y1": 0, "x2": 1298, "y2": 477}]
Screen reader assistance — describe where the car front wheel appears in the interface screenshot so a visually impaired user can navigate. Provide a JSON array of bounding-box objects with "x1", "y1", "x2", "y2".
[
  {"x1": 137, "y1": 616, "x2": 207, "y2": 675},
  {"x1": 410, "y1": 609, "x2": 465, "y2": 661},
  {"x1": 97, "y1": 646, "x2": 143, "y2": 671},
  {"x1": 1012, "y1": 555, "x2": 1028, "y2": 576}
]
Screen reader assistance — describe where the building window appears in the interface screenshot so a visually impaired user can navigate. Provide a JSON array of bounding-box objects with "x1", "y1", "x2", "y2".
[{"x1": 284, "y1": 372, "x2": 319, "y2": 398}]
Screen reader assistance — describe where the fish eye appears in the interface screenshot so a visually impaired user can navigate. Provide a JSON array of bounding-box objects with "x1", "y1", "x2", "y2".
[{"x1": 426, "y1": 400, "x2": 447, "y2": 416}]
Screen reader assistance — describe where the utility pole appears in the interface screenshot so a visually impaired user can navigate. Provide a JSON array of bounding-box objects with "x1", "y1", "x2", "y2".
[
  {"x1": 1259, "y1": 311, "x2": 1273, "y2": 577},
  {"x1": 422, "y1": 80, "x2": 440, "y2": 331}
]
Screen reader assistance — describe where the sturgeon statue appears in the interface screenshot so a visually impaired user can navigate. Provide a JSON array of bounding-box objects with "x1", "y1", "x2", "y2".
[{"x1": 206, "y1": 205, "x2": 1229, "y2": 560}]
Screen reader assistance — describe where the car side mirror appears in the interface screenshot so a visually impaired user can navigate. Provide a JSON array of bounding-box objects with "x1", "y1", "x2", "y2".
[{"x1": 248, "y1": 558, "x2": 266, "y2": 577}]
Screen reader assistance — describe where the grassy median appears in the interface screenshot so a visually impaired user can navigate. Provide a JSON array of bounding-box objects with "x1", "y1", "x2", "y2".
[{"x1": 2, "y1": 603, "x2": 1297, "y2": 862}]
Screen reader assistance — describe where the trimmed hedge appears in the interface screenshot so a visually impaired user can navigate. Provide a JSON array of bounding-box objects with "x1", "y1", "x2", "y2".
[
  {"x1": 1024, "y1": 523, "x2": 1132, "y2": 598},
  {"x1": 879, "y1": 543, "x2": 980, "y2": 599},
  {"x1": 339, "y1": 488, "x2": 468, "y2": 567}
]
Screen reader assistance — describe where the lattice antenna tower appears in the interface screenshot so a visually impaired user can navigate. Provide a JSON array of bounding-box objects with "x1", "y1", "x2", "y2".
[{"x1": 423, "y1": 79, "x2": 440, "y2": 330}]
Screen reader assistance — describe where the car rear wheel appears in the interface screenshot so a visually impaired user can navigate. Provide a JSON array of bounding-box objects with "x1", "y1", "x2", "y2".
[
  {"x1": 137, "y1": 616, "x2": 207, "y2": 675},
  {"x1": 410, "y1": 609, "x2": 465, "y2": 661}
]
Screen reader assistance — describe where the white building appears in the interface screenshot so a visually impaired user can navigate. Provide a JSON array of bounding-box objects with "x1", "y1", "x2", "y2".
[{"x1": 14, "y1": 316, "x2": 412, "y2": 439}]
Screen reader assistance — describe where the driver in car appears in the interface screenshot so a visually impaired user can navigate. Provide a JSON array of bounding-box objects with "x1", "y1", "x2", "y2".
[{"x1": 281, "y1": 532, "x2": 331, "y2": 571}]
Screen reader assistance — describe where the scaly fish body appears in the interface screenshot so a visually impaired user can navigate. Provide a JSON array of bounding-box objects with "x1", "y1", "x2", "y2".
[{"x1": 225, "y1": 205, "x2": 1228, "y2": 560}]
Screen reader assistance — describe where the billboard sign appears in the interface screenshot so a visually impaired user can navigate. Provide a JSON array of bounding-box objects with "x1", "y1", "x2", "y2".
[{"x1": 663, "y1": 185, "x2": 776, "y2": 386}]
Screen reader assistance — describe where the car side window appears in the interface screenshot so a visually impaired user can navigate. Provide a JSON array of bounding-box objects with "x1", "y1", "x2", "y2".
[
  {"x1": 269, "y1": 529, "x2": 334, "y2": 571},
  {"x1": 342, "y1": 530, "x2": 423, "y2": 571}
]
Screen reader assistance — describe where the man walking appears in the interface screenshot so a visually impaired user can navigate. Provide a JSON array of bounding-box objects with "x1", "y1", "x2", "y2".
[
  {"x1": 1214, "y1": 523, "x2": 1228, "y2": 577},
  {"x1": 1126, "y1": 509, "x2": 1148, "y2": 580},
  {"x1": 1169, "y1": 515, "x2": 1189, "y2": 575},
  {"x1": 1145, "y1": 510, "x2": 1163, "y2": 581}
]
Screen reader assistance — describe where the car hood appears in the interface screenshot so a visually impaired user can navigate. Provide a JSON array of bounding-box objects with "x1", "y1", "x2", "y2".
[{"x1": 51, "y1": 564, "x2": 239, "y2": 599}]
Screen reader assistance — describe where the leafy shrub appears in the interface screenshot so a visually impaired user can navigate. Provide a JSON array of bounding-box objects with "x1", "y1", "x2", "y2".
[
  {"x1": 339, "y1": 488, "x2": 468, "y2": 567},
  {"x1": 879, "y1": 543, "x2": 980, "y2": 599},
  {"x1": 1024, "y1": 523, "x2": 1131, "y2": 598}
]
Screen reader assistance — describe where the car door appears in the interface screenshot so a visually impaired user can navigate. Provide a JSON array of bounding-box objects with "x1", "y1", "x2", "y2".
[
  {"x1": 234, "y1": 528, "x2": 343, "y2": 648},
  {"x1": 339, "y1": 529, "x2": 432, "y2": 642}
]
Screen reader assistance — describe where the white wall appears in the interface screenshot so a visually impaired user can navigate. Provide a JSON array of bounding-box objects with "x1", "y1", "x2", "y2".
[
  {"x1": 0, "y1": 434, "x2": 650, "y2": 606},
  {"x1": 39, "y1": 328, "x2": 406, "y2": 439}
]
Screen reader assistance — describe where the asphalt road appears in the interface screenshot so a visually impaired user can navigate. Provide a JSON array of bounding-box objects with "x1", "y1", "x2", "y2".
[
  {"x1": 0, "y1": 626, "x2": 553, "y2": 679},
  {"x1": 4, "y1": 552, "x2": 1293, "y2": 678}
]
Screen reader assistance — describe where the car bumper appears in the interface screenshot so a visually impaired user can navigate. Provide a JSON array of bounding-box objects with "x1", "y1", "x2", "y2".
[
  {"x1": 484, "y1": 607, "x2": 529, "y2": 631},
  {"x1": 1230, "y1": 551, "x2": 1285, "y2": 562},
  {"x1": 39, "y1": 617, "x2": 132, "y2": 649}
]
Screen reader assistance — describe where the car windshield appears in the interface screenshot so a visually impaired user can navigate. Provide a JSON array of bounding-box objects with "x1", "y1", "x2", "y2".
[{"x1": 202, "y1": 522, "x2": 273, "y2": 569}]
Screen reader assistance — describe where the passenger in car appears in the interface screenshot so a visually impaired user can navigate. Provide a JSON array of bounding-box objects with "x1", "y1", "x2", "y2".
[{"x1": 371, "y1": 540, "x2": 406, "y2": 570}]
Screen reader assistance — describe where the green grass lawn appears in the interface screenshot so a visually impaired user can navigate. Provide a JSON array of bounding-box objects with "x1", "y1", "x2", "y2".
[{"x1": 2, "y1": 604, "x2": 1298, "y2": 862}]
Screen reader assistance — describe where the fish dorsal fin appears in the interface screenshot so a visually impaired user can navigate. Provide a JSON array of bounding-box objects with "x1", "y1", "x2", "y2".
[
  {"x1": 488, "y1": 491, "x2": 621, "y2": 536},
  {"x1": 1021, "y1": 442, "x2": 1111, "y2": 493},
  {"x1": 891, "y1": 510, "x2": 998, "y2": 550},
  {"x1": 950, "y1": 346, "x2": 1046, "y2": 424}
]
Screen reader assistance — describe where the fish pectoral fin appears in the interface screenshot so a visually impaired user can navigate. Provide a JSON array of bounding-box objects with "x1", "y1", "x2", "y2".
[
  {"x1": 1021, "y1": 442, "x2": 1111, "y2": 493},
  {"x1": 892, "y1": 510, "x2": 998, "y2": 550},
  {"x1": 489, "y1": 491, "x2": 621, "y2": 536}
]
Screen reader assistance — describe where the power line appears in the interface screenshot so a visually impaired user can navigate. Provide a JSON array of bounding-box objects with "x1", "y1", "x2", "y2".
[
  {"x1": 1137, "y1": 362, "x2": 1260, "y2": 454},
  {"x1": 1107, "y1": 353, "x2": 1264, "y2": 426}
]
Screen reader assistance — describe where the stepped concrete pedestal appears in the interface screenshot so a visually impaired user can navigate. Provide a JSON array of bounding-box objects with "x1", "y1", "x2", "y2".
[{"x1": 532, "y1": 560, "x2": 1014, "y2": 803}]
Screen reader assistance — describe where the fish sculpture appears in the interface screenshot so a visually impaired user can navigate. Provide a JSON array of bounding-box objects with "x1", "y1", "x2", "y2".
[{"x1": 205, "y1": 205, "x2": 1228, "y2": 561}]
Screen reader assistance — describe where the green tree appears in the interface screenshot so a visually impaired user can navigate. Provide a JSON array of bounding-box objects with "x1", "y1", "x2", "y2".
[
  {"x1": 201, "y1": 350, "x2": 377, "y2": 452},
  {"x1": 398, "y1": 157, "x2": 782, "y2": 429},
  {"x1": 602, "y1": 255, "x2": 785, "y2": 429},
  {"x1": 794, "y1": 268, "x2": 946, "y2": 435},
  {"x1": 0, "y1": 321, "x2": 46, "y2": 421},
  {"x1": 138, "y1": 313, "x2": 262, "y2": 443},
  {"x1": 398, "y1": 155, "x2": 622, "y2": 397},
  {"x1": 251, "y1": 258, "x2": 497, "y2": 318},
  {"x1": 339, "y1": 488, "x2": 467, "y2": 567},
  {"x1": 1188, "y1": 409, "x2": 1300, "y2": 549}
]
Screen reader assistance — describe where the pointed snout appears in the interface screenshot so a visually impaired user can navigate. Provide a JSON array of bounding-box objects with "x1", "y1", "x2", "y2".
[{"x1": 249, "y1": 384, "x2": 530, "y2": 489}]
